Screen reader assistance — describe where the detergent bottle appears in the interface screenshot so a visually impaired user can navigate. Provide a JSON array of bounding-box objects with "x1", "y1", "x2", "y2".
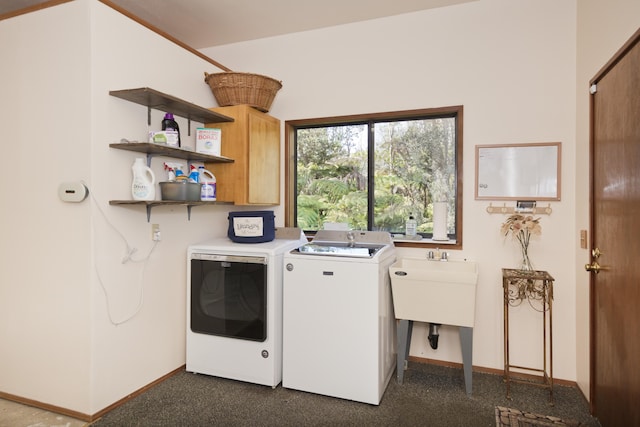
[
  {"x1": 131, "y1": 158, "x2": 155, "y2": 201},
  {"x1": 161, "y1": 113, "x2": 181, "y2": 147},
  {"x1": 199, "y1": 166, "x2": 217, "y2": 201}
]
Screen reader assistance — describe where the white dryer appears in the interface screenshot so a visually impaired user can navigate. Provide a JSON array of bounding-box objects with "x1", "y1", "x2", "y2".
[
  {"x1": 282, "y1": 230, "x2": 396, "y2": 405},
  {"x1": 187, "y1": 234, "x2": 307, "y2": 387}
]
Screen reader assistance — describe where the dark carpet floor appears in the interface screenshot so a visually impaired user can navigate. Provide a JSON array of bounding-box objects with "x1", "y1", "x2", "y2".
[{"x1": 89, "y1": 362, "x2": 601, "y2": 427}]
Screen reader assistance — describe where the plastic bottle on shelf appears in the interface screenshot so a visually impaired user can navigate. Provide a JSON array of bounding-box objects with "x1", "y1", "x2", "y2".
[
  {"x1": 131, "y1": 158, "x2": 155, "y2": 201},
  {"x1": 174, "y1": 164, "x2": 185, "y2": 178},
  {"x1": 188, "y1": 165, "x2": 200, "y2": 183},
  {"x1": 161, "y1": 113, "x2": 181, "y2": 147},
  {"x1": 199, "y1": 166, "x2": 217, "y2": 201},
  {"x1": 164, "y1": 162, "x2": 176, "y2": 181},
  {"x1": 405, "y1": 214, "x2": 417, "y2": 237}
]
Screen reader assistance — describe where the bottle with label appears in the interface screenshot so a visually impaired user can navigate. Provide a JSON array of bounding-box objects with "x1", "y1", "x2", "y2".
[
  {"x1": 188, "y1": 165, "x2": 200, "y2": 183},
  {"x1": 174, "y1": 163, "x2": 185, "y2": 178},
  {"x1": 161, "y1": 113, "x2": 181, "y2": 147},
  {"x1": 405, "y1": 214, "x2": 417, "y2": 237},
  {"x1": 131, "y1": 158, "x2": 155, "y2": 201},
  {"x1": 199, "y1": 166, "x2": 217, "y2": 201}
]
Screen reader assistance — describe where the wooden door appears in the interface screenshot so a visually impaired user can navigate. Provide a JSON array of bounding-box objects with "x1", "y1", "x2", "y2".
[{"x1": 588, "y1": 28, "x2": 640, "y2": 426}]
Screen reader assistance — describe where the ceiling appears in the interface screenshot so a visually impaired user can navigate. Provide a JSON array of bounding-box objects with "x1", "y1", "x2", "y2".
[{"x1": 2, "y1": 0, "x2": 474, "y2": 49}]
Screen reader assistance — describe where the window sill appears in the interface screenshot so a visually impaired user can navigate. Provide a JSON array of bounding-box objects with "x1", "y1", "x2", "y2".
[{"x1": 392, "y1": 236, "x2": 460, "y2": 250}]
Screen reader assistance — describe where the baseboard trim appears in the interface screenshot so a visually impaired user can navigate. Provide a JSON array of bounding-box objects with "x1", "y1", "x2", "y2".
[
  {"x1": 0, "y1": 390, "x2": 91, "y2": 422},
  {"x1": 0, "y1": 365, "x2": 185, "y2": 423},
  {"x1": 407, "y1": 355, "x2": 578, "y2": 388},
  {"x1": 89, "y1": 365, "x2": 185, "y2": 422}
]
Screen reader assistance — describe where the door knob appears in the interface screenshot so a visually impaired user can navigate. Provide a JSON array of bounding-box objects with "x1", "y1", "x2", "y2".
[
  {"x1": 585, "y1": 262, "x2": 601, "y2": 273},
  {"x1": 585, "y1": 261, "x2": 609, "y2": 274},
  {"x1": 586, "y1": 248, "x2": 609, "y2": 273}
]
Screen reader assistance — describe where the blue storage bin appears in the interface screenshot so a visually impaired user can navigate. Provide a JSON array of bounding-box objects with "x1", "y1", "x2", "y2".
[{"x1": 228, "y1": 211, "x2": 275, "y2": 243}]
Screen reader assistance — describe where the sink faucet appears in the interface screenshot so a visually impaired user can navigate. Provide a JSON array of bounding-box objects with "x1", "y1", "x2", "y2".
[
  {"x1": 347, "y1": 231, "x2": 355, "y2": 247},
  {"x1": 427, "y1": 248, "x2": 448, "y2": 261}
]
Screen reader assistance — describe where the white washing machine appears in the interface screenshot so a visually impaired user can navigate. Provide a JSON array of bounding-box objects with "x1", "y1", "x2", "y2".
[
  {"x1": 187, "y1": 234, "x2": 307, "y2": 387},
  {"x1": 282, "y1": 230, "x2": 397, "y2": 405}
]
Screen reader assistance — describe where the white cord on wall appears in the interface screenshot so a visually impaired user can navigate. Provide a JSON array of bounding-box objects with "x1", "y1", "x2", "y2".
[{"x1": 82, "y1": 181, "x2": 159, "y2": 326}]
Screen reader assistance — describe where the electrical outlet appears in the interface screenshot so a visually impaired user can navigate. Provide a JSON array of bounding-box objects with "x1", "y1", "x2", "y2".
[{"x1": 152, "y1": 224, "x2": 161, "y2": 241}]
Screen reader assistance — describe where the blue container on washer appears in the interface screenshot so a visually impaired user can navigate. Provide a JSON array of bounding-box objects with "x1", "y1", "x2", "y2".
[{"x1": 227, "y1": 211, "x2": 275, "y2": 243}]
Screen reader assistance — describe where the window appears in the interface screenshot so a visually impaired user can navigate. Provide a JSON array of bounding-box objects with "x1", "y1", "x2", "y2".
[{"x1": 285, "y1": 106, "x2": 463, "y2": 248}]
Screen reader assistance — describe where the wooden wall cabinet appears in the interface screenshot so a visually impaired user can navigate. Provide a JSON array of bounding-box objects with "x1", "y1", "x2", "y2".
[{"x1": 205, "y1": 105, "x2": 280, "y2": 205}]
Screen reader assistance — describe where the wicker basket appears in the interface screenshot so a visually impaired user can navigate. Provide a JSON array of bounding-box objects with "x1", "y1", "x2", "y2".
[{"x1": 204, "y1": 72, "x2": 282, "y2": 112}]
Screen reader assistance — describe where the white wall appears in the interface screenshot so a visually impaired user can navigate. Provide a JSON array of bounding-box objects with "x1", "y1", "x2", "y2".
[
  {"x1": 0, "y1": 1, "x2": 93, "y2": 411},
  {"x1": 2, "y1": 0, "x2": 637, "y2": 415},
  {"x1": 0, "y1": 0, "x2": 234, "y2": 415},
  {"x1": 202, "y1": 0, "x2": 580, "y2": 381},
  {"x1": 574, "y1": 0, "x2": 640, "y2": 399}
]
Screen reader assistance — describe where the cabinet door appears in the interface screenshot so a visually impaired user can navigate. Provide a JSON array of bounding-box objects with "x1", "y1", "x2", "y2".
[
  {"x1": 247, "y1": 111, "x2": 280, "y2": 204},
  {"x1": 206, "y1": 105, "x2": 280, "y2": 205}
]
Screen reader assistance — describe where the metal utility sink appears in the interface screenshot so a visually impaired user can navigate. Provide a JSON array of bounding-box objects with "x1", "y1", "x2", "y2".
[
  {"x1": 389, "y1": 258, "x2": 478, "y2": 327},
  {"x1": 389, "y1": 257, "x2": 479, "y2": 396}
]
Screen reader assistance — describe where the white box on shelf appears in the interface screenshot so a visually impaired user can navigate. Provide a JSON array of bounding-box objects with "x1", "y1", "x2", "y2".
[
  {"x1": 196, "y1": 128, "x2": 221, "y2": 156},
  {"x1": 149, "y1": 130, "x2": 179, "y2": 147}
]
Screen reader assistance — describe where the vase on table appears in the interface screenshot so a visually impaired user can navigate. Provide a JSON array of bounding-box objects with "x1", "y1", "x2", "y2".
[{"x1": 520, "y1": 243, "x2": 534, "y2": 272}]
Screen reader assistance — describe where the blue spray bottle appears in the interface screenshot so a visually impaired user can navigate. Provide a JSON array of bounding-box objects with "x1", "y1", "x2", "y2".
[{"x1": 188, "y1": 165, "x2": 200, "y2": 183}]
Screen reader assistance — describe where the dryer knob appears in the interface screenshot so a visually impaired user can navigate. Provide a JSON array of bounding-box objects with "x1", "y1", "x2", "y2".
[{"x1": 286, "y1": 263, "x2": 294, "y2": 271}]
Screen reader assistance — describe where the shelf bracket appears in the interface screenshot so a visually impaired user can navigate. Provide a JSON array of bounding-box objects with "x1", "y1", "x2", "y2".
[
  {"x1": 146, "y1": 204, "x2": 152, "y2": 222},
  {"x1": 187, "y1": 205, "x2": 193, "y2": 220},
  {"x1": 187, "y1": 118, "x2": 192, "y2": 137},
  {"x1": 147, "y1": 106, "x2": 152, "y2": 126}
]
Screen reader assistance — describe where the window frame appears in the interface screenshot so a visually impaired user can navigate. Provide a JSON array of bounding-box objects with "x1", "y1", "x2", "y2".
[{"x1": 284, "y1": 105, "x2": 463, "y2": 249}]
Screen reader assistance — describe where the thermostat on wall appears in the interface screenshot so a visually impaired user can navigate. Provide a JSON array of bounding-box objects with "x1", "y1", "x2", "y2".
[{"x1": 58, "y1": 181, "x2": 88, "y2": 203}]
